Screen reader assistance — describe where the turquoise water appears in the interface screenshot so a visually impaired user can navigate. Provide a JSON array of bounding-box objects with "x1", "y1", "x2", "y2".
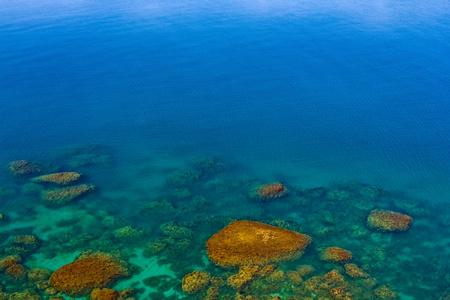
[{"x1": 0, "y1": 0, "x2": 449, "y2": 299}]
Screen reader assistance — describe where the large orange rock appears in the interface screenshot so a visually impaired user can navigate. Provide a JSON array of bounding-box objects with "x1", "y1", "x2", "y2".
[
  {"x1": 206, "y1": 220, "x2": 312, "y2": 268},
  {"x1": 50, "y1": 253, "x2": 128, "y2": 297},
  {"x1": 367, "y1": 210, "x2": 412, "y2": 232}
]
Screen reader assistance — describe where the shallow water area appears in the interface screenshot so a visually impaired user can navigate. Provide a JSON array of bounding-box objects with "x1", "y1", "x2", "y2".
[{"x1": 0, "y1": 0, "x2": 449, "y2": 299}]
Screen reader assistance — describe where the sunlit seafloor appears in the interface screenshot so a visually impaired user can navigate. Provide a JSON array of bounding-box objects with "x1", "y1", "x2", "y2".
[{"x1": 0, "y1": 0, "x2": 449, "y2": 299}]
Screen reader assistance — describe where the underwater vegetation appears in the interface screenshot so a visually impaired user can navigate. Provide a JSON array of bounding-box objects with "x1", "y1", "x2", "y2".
[{"x1": 0, "y1": 151, "x2": 448, "y2": 299}]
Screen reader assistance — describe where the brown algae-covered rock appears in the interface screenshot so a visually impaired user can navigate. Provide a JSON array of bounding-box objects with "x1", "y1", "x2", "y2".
[
  {"x1": 50, "y1": 253, "x2": 128, "y2": 297},
  {"x1": 206, "y1": 220, "x2": 312, "y2": 267},
  {"x1": 28, "y1": 268, "x2": 52, "y2": 282},
  {"x1": 41, "y1": 184, "x2": 95, "y2": 207},
  {"x1": 250, "y1": 182, "x2": 288, "y2": 201},
  {"x1": 0, "y1": 255, "x2": 21, "y2": 271},
  {"x1": 344, "y1": 263, "x2": 369, "y2": 278},
  {"x1": 367, "y1": 210, "x2": 412, "y2": 232},
  {"x1": 8, "y1": 291, "x2": 42, "y2": 300},
  {"x1": 5, "y1": 263, "x2": 28, "y2": 281},
  {"x1": 182, "y1": 270, "x2": 211, "y2": 294},
  {"x1": 90, "y1": 288, "x2": 119, "y2": 300},
  {"x1": 8, "y1": 160, "x2": 41, "y2": 176},
  {"x1": 160, "y1": 222, "x2": 193, "y2": 239},
  {"x1": 227, "y1": 266, "x2": 260, "y2": 289},
  {"x1": 114, "y1": 226, "x2": 143, "y2": 241},
  {"x1": 31, "y1": 172, "x2": 81, "y2": 185},
  {"x1": 374, "y1": 284, "x2": 400, "y2": 299},
  {"x1": 13, "y1": 235, "x2": 39, "y2": 250},
  {"x1": 320, "y1": 246, "x2": 353, "y2": 263}
]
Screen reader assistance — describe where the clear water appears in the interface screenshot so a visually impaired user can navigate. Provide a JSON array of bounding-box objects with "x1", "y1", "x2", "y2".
[{"x1": 0, "y1": 0, "x2": 449, "y2": 299}]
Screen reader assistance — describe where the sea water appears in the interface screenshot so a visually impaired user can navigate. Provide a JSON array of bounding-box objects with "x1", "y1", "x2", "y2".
[{"x1": 0, "y1": 0, "x2": 449, "y2": 299}]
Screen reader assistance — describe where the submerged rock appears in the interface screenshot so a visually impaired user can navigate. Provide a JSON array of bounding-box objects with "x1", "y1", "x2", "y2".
[
  {"x1": 59, "y1": 144, "x2": 112, "y2": 168},
  {"x1": 320, "y1": 246, "x2": 353, "y2": 263},
  {"x1": 227, "y1": 265, "x2": 261, "y2": 289},
  {"x1": 40, "y1": 184, "x2": 95, "y2": 207},
  {"x1": 206, "y1": 220, "x2": 311, "y2": 267},
  {"x1": 8, "y1": 160, "x2": 41, "y2": 176},
  {"x1": 31, "y1": 172, "x2": 81, "y2": 185},
  {"x1": 165, "y1": 169, "x2": 201, "y2": 186},
  {"x1": 344, "y1": 263, "x2": 369, "y2": 278},
  {"x1": 12, "y1": 235, "x2": 40, "y2": 251},
  {"x1": 50, "y1": 253, "x2": 129, "y2": 297},
  {"x1": 5, "y1": 263, "x2": 28, "y2": 281},
  {"x1": 250, "y1": 182, "x2": 288, "y2": 201},
  {"x1": 367, "y1": 210, "x2": 412, "y2": 232},
  {"x1": 182, "y1": 270, "x2": 211, "y2": 294},
  {"x1": 90, "y1": 288, "x2": 119, "y2": 300}
]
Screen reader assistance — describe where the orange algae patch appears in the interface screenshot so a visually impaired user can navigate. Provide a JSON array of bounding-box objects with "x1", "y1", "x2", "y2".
[
  {"x1": 367, "y1": 210, "x2": 412, "y2": 232},
  {"x1": 253, "y1": 182, "x2": 288, "y2": 200},
  {"x1": 8, "y1": 160, "x2": 41, "y2": 176},
  {"x1": 320, "y1": 247, "x2": 353, "y2": 262},
  {"x1": 90, "y1": 288, "x2": 119, "y2": 300},
  {"x1": 32, "y1": 172, "x2": 81, "y2": 185},
  {"x1": 50, "y1": 253, "x2": 128, "y2": 297},
  {"x1": 41, "y1": 184, "x2": 95, "y2": 206},
  {"x1": 182, "y1": 270, "x2": 211, "y2": 294},
  {"x1": 206, "y1": 220, "x2": 312, "y2": 268}
]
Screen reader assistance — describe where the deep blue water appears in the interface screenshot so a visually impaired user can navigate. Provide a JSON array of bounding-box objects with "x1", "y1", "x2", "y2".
[
  {"x1": 0, "y1": 0, "x2": 449, "y2": 298},
  {"x1": 1, "y1": 0, "x2": 449, "y2": 203}
]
